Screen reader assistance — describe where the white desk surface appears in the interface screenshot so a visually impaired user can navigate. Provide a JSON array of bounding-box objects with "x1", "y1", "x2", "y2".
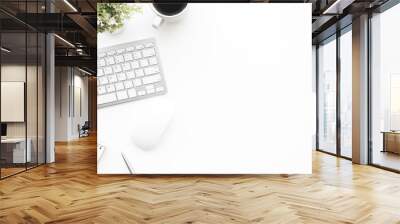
[{"x1": 98, "y1": 3, "x2": 312, "y2": 174}]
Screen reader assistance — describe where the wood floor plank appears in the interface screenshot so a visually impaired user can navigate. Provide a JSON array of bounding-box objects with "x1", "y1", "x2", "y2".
[{"x1": 1, "y1": 134, "x2": 400, "y2": 223}]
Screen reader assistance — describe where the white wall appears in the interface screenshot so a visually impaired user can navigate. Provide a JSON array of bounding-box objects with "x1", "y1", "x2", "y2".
[
  {"x1": 1, "y1": 65, "x2": 39, "y2": 138},
  {"x1": 1, "y1": 65, "x2": 26, "y2": 138},
  {"x1": 55, "y1": 67, "x2": 89, "y2": 141},
  {"x1": 55, "y1": 67, "x2": 69, "y2": 141},
  {"x1": 1, "y1": 63, "x2": 46, "y2": 163},
  {"x1": 71, "y1": 73, "x2": 89, "y2": 138}
]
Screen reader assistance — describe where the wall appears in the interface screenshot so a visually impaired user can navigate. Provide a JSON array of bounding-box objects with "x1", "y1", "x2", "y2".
[
  {"x1": 72, "y1": 72, "x2": 89, "y2": 138},
  {"x1": 55, "y1": 67, "x2": 89, "y2": 141},
  {"x1": 1, "y1": 64, "x2": 41, "y2": 139},
  {"x1": 55, "y1": 67, "x2": 69, "y2": 141},
  {"x1": 1, "y1": 65, "x2": 25, "y2": 137}
]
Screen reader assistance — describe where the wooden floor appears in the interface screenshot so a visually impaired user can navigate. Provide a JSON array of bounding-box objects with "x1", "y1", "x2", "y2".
[
  {"x1": 372, "y1": 150, "x2": 400, "y2": 171},
  {"x1": 1, "y1": 135, "x2": 400, "y2": 223},
  {"x1": 0, "y1": 167, "x2": 26, "y2": 178},
  {"x1": 1, "y1": 163, "x2": 44, "y2": 178}
]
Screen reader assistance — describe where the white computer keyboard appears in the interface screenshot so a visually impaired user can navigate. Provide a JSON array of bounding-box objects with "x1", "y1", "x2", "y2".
[{"x1": 97, "y1": 38, "x2": 167, "y2": 108}]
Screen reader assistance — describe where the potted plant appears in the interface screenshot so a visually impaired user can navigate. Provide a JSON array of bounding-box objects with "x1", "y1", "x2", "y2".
[{"x1": 97, "y1": 3, "x2": 142, "y2": 34}]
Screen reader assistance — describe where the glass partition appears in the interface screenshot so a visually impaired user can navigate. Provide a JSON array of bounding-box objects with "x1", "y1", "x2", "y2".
[
  {"x1": 339, "y1": 28, "x2": 352, "y2": 158},
  {"x1": 317, "y1": 36, "x2": 337, "y2": 155},
  {"x1": 1, "y1": 31, "x2": 28, "y2": 177},
  {"x1": 0, "y1": 1, "x2": 46, "y2": 179}
]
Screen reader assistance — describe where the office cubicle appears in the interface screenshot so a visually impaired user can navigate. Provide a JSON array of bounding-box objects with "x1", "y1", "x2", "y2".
[{"x1": 0, "y1": 1, "x2": 46, "y2": 179}]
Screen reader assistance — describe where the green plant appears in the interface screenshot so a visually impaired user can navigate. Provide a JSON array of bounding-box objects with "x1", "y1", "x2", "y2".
[{"x1": 97, "y1": 3, "x2": 141, "y2": 33}]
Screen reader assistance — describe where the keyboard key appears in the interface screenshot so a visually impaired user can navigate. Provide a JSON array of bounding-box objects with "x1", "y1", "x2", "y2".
[
  {"x1": 142, "y1": 48, "x2": 155, "y2": 57},
  {"x1": 99, "y1": 77, "x2": 108, "y2": 85},
  {"x1": 98, "y1": 93, "x2": 116, "y2": 104},
  {"x1": 98, "y1": 59, "x2": 106, "y2": 67},
  {"x1": 135, "y1": 69, "x2": 144, "y2": 77},
  {"x1": 126, "y1": 71, "x2": 135, "y2": 79},
  {"x1": 144, "y1": 66, "x2": 160, "y2": 75},
  {"x1": 140, "y1": 59, "x2": 149, "y2": 67},
  {"x1": 117, "y1": 90, "x2": 128, "y2": 100},
  {"x1": 113, "y1": 65, "x2": 122, "y2": 73},
  {"x1": 106, "y1": 57, "x2": 115, "y2": 65},
  {"x1": 124, "y1": 53, "x2": 133, "y2": 61},
  {"x1": 133, "y1": 79, "x2": 142, "y2": 87},
  {"x1": 138, "y1": 90, "x2": 146, "y2": 96},
  {"x1": 122, "y1": 63, "x2": 131, "y2": 71},
  {"x1": 142, "y1": 74, "x2": 161, "y2": 84},
  {"x1": 133, "y1": 51, "x2": 142, "y2": 59},
  {"x1": 117, "y1": 73, "x2": 126, "y2": 81},
  {"x1": 124, "y1": 80, "x2": 133, "y2": 89},
  {"x1": 149, "y1": 57, "x2": 158, "y2": 65},
  {"x1": 98, "y1": 86, "x2": 106, "y2": 94},
  {"x1": 107, "y1": 51, "x2": 115, "y2": 56},
  {"x1": 115, "y1": 82, "x2": 124, "y2": 91},
  {"x1": 136, "y1": 44, "x2": 144, "y2": 50},
  {"x1": 156, "y1": 86, "x2": 165, "y2": 92},
  {"x1": 127, "y1": 88, "x2": 137, "y2": 97},
  {"x1": 145, "y1": 85, "x2": 154, "y2": 91},
  {"x1": 108, "y1": 74, "x2": 117, "y2": 83},
  {"x1": 117, "y1": 49, "x2": 125, "y2": 54},
  {"x1": 99, "y1": 53, "x2": 106, "y2": 58},
  {"x1": 106, "y1": 84, "x2": 115, "y2": 92},
  {"x1": 104, "y1": 67, "x2": 113, "y2": 75},
  {"x1": 115, "y1": 55, "x2": 124, "y2": 63},
  {"x1": 131, "y1": 61, "x2": 140, "y2": 69},
  {"x1": 146, "y1": 85, "x2": 155, "y2": 94}
]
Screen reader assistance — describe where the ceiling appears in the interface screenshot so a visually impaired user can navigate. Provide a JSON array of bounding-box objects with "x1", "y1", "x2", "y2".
[
  {"x1": 0, "y1": 0, "x2": 97, "y2": 74},
  {"x1": 310, "y1": 0, "x2": 391, "y2": 43}
]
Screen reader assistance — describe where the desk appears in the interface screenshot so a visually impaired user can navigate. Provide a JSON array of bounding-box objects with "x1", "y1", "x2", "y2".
[
  {"x1": 1, "y1": 138, "x2": 31, "y2": 164},
  {"x1": 381, "y1": 131, "x2": 400, "y2": 154},
  {"x1": 98, "y1": 4, "x2": 312, "y2": 174}
]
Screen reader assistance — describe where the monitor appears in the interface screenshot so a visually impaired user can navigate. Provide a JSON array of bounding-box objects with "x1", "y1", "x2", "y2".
[{"x1": 1, "y1": 123, "x2": 7, "y2": 137}]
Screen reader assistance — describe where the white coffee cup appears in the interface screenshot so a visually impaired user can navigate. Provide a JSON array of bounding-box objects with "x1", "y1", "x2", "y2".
[{"x1": 151, "y1": 3, "x2": 188, "y2": 29}]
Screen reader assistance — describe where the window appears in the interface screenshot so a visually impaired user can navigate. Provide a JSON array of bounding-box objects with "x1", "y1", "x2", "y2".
[
  {"x1": 318, "y1": 36, "x2": 337, "y2": 155},
  {"x1": 339, "y1": 28, "x2": 352, "y2": 158},
  {"x1": 370, "y1": 3, "x2": 400, "y2": 171}
]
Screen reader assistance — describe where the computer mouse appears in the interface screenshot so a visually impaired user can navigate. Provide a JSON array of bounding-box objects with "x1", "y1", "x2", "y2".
[{"x1": 131, "y1": 98, "x2": 175, "y2": 151}]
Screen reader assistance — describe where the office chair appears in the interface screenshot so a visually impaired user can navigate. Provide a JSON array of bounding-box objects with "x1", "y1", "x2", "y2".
[{"x1": 79, "y1": 121, "x2": 90, "y2": 138}]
